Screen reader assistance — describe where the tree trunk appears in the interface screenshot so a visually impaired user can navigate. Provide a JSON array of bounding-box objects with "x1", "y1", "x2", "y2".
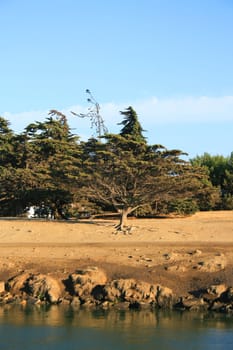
[{"x1": 115, "y1": 207, "x2": 132, "y2": 233}]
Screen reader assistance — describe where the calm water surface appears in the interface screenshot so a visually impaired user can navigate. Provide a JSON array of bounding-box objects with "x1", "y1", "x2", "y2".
[{"x1": 0, "y1": 305, "x2": 233, "y2": 350}]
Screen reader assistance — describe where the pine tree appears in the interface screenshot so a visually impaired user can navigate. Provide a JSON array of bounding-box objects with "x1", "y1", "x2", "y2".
[
  {"x1": 118, "y1": 106, "x2": 146, "y2": 143},
  {"x1": 19, "y1": 113, "x2": 81, "y2": 217},
  {"x1": 0, "y1": 117, "x2": 15, "y2": 167}
]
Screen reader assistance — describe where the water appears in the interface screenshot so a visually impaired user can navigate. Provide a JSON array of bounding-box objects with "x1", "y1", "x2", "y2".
[{"x1": 0, "y1": 305, "x2": 233, "y2": 350}]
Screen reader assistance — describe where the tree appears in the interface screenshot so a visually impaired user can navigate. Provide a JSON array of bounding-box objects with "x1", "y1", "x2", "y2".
[
  {"x1": 118, "y1": 106, "x2": 146, "y2": 143},
  {"x1": 23, "y1": 112, "x2": 82, "y2": 217},
  {"x1": 191, "y1": 152, "x2": 233, "y2": 209},
  {"x1": 80, "y1": 108, "x2": 212, "y2": 231},
  {"x1": 221, "y1": 152, "x2": 233, "y2": 209},
  {"x1": 0, "y1": 117, "x2": 15, "y2": 167},
  {"x1": 190, "y1": 153, "x2": 229, "y2": 187},
  {"x1": 0, "y1": 117, "x2": 26, "y2": 215},
  {"x1": 0, "y1": 167, "x2": 38, "y2": 216},
  {"x1": 0, "y1": 113, "x2": 82, "y2": 218}
]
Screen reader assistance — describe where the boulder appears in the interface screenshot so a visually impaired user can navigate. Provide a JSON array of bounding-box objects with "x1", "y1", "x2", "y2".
[
  {"x1": 104, "y1": 284, "x2": 121, "y2": 302},
  {"x1": 104, "y1": 278, "x2": 157, "y2": 305},
  {"x1": 210, "y1": 301, "x2": 227, "y2": 312},
  {"x1": 219, "y1": 287, "x2": 233, "y2": 303},
  {"x1": 69, "y1": 267, "x2": 107, "y2": 302},
  {"x1": 7, "y1": 273, "x2": 64, "y2": 304},
  {"x1": 156, "y1": 285, "x2": 174, "y2": 308},
  {"x1": 178, "y1": 296, "x2": 207, "y2": 311},
  {"x1": 35, "y1": 275, "x2": 63, "y2": 304},
  {"x1": 6, "y1": 272, "x2": 32, "y2": 294},
  {"x1": 70, "y1": 267, "x2": 107, "y2": 286},
  {"x1": 103, "y1": 278, "x2": 174, "y2": 309}
]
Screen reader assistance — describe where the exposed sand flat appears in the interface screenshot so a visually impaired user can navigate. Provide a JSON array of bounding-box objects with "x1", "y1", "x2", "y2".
[{"x1": 0, "y1": 211, "x2": 232, "y2": 243}]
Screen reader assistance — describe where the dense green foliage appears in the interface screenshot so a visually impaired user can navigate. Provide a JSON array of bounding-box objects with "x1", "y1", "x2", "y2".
[
  {"x1": 190, "y1": 153, "x2": 233, "y2": 209},
  {"x1": 0, "y1": 106, "x2": 231, "y2": 227},
  {"x1": 118, "y1": 106, "x2": 147, "y2": 143},
  {"x1": 0, "y1": 113, "x2": 81, "y2": 217}
]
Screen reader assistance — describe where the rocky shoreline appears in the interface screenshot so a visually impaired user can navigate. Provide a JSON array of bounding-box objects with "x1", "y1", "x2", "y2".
[{"x1": 0, "y1": 266, "x2": 233, "y2": 315}]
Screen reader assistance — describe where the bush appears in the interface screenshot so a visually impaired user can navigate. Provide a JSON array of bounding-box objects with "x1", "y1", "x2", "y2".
[
  {"x1": 167, "y1": 199, "x2": 199, "y2": 215},
  {"x1": 221, "y1": 194, "x2": 233, "y2": 210}
]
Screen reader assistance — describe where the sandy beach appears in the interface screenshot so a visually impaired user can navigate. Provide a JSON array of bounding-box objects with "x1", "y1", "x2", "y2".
[{"x1": 0, "y1": 211, "x2": 232, "y2": 295}]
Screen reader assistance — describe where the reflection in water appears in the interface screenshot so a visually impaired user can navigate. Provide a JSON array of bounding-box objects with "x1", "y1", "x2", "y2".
[{"x1": 0, "y1": 305, "x2": 233, "y2": 350}]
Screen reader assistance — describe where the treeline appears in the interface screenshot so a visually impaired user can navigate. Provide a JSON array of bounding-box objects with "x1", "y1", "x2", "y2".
[
  {"x1": 190, "y1": 153, "x2": 233, "y2": 210},
  {"x1": 0, "y1": 107, "x2": 232, "y2": 228}
]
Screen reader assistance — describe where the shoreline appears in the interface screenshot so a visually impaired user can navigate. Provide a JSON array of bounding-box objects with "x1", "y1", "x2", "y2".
[
  {"x1": 0, "y1": 211, "x2": 232, "y2": 313},
  {"x1": 0, "y1": 266, "x2": 233, "y2": 314}
]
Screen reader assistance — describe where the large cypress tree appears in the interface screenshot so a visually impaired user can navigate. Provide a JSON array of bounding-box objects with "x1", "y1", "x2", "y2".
[{"x1": 80, "y1": 108, "x2": 212, "y2": 231}]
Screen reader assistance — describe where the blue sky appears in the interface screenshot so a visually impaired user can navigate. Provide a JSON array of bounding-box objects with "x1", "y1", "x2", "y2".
[{"x1": 1, "y1": 0, "x2": 233, "y2": 158}]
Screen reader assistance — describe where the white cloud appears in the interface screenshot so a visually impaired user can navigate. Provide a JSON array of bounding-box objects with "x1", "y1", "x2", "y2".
[
  {"x1": 101, "y1": 96, "x2": 233, "y2": 124},
  {"x1": 3, "y1": 95, "x2": 233, "y2": 135},
  {"x1": 3, "y1": 110, "x2": 48, "y2": 131}
]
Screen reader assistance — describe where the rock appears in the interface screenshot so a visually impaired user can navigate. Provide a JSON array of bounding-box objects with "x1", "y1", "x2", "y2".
[
  {"x1": 219, "y1": 287, "x2": 233, "y2": 303},
  {"x1": 163, "y1": 253, "x2": 178, "y2": 261},
  {"x1": 144, "y1": 258, "x2": 153, "y2": 262},
  {"x1": 7, "y1": 273, "x2": 64, "y2": 304},
  {"x1": 0, "y1": 281, "x2": 5, "y2": 293},
  {"x1": 165, "y1": 265, "x2": 187, "y2": 272},
  {"x1": 211, "y1": 302, "x2": 233, "y2": 314},
  {"x1": 5, "y1": 267, "x2": 233, "y2": 314},
  {"x1": 69, "y1": 267, "x2": 107, "y2": 302},
  {"x1": 82, "y1": 298, "x2": 96, "y2": 307},
  {"x1": 130, "y1": 301, "x2": 152, "y2": 310},
  {"x1": 104, "y1": 278, "x2": 134, "y2": 302},
  {"x1": 71, "y1": 267, "x2": 107, "y2": 287},
  {"x1": 6, "y1": 296, "x2": 16, "y2": 304},
  {"x1": 202, "y1": 293, "x2": 218, "y2": 303},
  {"x1": 60, "y1": 298, "x2": 71, "y2": 305},
  {"x1": 189, "y1": 249, "x2": 202, "y2": 256},
  {"x1": 101, "y1": 301, "x2": 112, "y2": 309},
  {"x1": 210, "y1": 301, "x2": 227, "y2": 312},
  {"x1": 180, "y1": 296, "x2": 207, "y2": 311},
  {"x1": 91, "y1": 284, "x2": 107, "y2": 301},
  {"x1": 6, "y1": 272, "x2": 32, "y2": 294},
  {"x1": 103, "y1": 279, "x2": 175, "y2": 309},
  {"x1": 26, "y1": 274, "x2": 63, "y2": 304},
  {"x1": 41, "y1": 275, "x2": 63, "y2": 304},
  {"x1": 113, "y1": 301, "x2": 130, "y2": 310},
  {"x1": 104, "y1": 278, "x2": 157, "y2": 305},
  {"x1": 200, "y1": 284, "x2": 228, "y2": 304},
  {"x1": 20, "y1": 299, "x2": 27, "y2": 306},
  {"x1": 104, "y1": 284, "x2": 121, "y2": 302},
  {"x1": 194, "y1": 254, "x2": 227, "y2": 272},
  {"x1": 207, "y1": 284, "x2": 227, "y2": 296},
  {"x1": 22, "y1": 295, "x2": 38, "y2": 305},
  {"x1": 70, "y1": 297, "x2": 81, "y2": 308},
  {"x1": 226, "y1": 287, "x2": 233, "y2": 302},
  {"x1": 156, "y1": 286, "x2": 173, "y2": 309},
  {"x1": 1, "y1": 293, "x2": 15, "y2": 304}
]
